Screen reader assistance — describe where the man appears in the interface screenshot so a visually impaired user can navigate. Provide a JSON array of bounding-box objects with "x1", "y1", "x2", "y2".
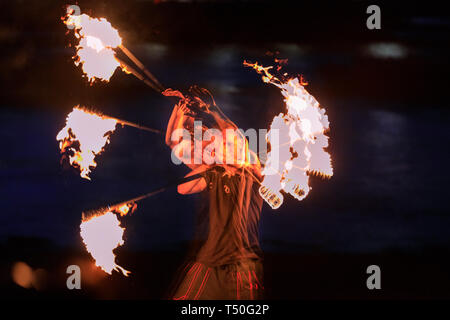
[{"x1": 164, "y1": 88, "x2": 264, "y2": 300}]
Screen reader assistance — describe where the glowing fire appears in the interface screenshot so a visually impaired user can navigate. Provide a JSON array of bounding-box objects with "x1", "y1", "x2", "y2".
[
  {"x1": 80, "y1": 211, "x2": 130, "y2": 276},
  {"x1": 64, "y1": 12, "x2": 122, "y2": 82},
  {"x1": 115, "y1": 203, "x2": 134, "y2": 217},
  {"x1": 245, "y1": 62, "x2": 333, "y2": 209},
  {"x1": 56, "y1": 106, "x2": 117, "y2": 180}
]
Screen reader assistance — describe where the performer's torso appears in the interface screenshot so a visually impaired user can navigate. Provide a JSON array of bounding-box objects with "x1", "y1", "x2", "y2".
[{"x1": 196, "y1": 166, "x2": 263, "y2": 266}]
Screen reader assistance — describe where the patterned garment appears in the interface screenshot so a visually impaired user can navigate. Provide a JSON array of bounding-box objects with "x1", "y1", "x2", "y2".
[
  {"x1": 196, "y1": 166, "x2": 263, "y2": 266},
  {"x1": 173, "y1": 259, "x2": 264, "y2": 300}
]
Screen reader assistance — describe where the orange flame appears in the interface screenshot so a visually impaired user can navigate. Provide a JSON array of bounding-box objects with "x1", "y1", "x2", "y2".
[
  {"x1": 56, "y1": 106, "x2": 117, "y2": 180},
  {"x1": 245, "y1": 62, "x2": 333, "y2": 208},
  {"x1": 114, "y1": 203, "x2": 136, "y2": 217},
  {"x1": 80, "y1": 211, "x2": 130, "y2": 276},
  {"x1": 64, "y1": 13, "x2": 122, "y2": 82}
]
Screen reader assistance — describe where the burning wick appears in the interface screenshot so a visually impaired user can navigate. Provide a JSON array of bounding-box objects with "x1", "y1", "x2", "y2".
[
  {"x1": 80, "y1": 210, "x2": 130, "y2": 276},
  {"x1": 64, "y1": 13, "x2": 122, "y2": 82},
  {"x1": 244, "y1": 61, "x2": 333, "y2": 209},
  {"x1": 57, "y1": 106, "x2": 160, "y2": 180},
  {"x1": 56, "y1": 107, "x2": 117, "y2": 180},
  {"x1": 63, "y1": 11, "x2": 164, "y2": 92},
  {"x1": 80, "y1": 200, "x2": 138, "y2": 276},
  {"x1": 116, "y1": 203, "x2": 131, "y2": 217}
]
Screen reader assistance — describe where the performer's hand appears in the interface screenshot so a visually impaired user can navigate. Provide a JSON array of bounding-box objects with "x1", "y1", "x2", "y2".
[
  {"x1": 197, "y1": 101, "x2": 210, "y2": 113},
  {"x1": 167, "y1": 103, "x2": 190, "y2": 147},
  {"x1": 178, "y1": 104, "x2": 191, "y2": 115}
]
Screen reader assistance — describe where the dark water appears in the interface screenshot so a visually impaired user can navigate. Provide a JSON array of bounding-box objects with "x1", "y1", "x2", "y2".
[{"x1": 1, "y1": 43, "x2": 450, "y2": 255}]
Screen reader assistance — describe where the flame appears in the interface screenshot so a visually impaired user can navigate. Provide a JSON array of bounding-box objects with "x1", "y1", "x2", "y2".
[
  {"x1": 114, "y1": 203, "x2": 134, "y2": 217},
  {"x1": 245, "y1": 61, "x2": 333, "y2": 208},
  {"x1": 56, "y1": 106, "x2": 117, "y2": 180},
  {"x1": 80, "y1": 211, "x2": 130, "y2": 276},
  {"x1": 64, "y1": 13, "x2": 122, "y2": 82},
  {"x1": 86, "y1": 35, "x2": 105, "y2": 52},
  {"x1": 116, "y1": 204, "x2": 130, "y2": 216}
]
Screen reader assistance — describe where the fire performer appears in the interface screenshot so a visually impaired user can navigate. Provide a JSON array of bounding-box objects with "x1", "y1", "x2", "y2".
[{"x1": 164, "y1": 88, "x2": 264, "y2": 300}]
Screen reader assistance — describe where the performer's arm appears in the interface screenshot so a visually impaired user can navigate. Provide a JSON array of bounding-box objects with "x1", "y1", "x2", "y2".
[
  {"x1": 165, "y1": 103, "x2": 190, "y2": 148},
  {"x1": 177, "y1": 164, "x2": 208, "y2": 194},
  {"x1": 165, "y1": 103, "x2": 199, "y2": 168}
]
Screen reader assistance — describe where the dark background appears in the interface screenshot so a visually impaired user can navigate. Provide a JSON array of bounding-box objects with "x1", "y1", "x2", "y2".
[{"x1": 1, "y1": 0, "x2": 450, "y2": 299}]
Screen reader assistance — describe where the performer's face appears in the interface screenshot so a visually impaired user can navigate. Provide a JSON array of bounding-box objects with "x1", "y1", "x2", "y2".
[
  {"x1": 222, "y1": 130, "x2": 252, "y2": 169},
  {"x1": 184, "y1": 115, "x2": 199, "y2": 133}
]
